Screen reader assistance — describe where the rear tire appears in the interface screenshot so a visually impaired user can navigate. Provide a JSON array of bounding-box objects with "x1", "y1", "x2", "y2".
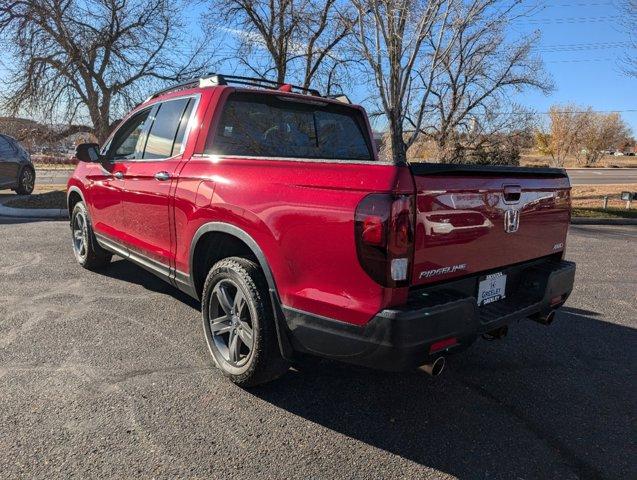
[
  {"x1": 71, "y1": 202, "x2": 112, "y2": 270},
  {"x1": 202, "y1": 257, "x2": 289, "y2": 387},
  {"x1": 15, "y1": 166, "x2": 35, "y2": 195}
]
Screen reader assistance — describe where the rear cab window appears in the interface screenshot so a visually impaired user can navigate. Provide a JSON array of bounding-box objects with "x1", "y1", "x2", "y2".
[{"x1": 205, "y1": 92, "x2": 374, "y2": 161}]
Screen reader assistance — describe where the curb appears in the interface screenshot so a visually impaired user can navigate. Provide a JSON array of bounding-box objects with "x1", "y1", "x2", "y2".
[
  {"x1": 0, "y1": 203, "x2": 68, "y2": 219},
  {"x1": 571, "y1": 217, "x2": 637, "y2": 225}
]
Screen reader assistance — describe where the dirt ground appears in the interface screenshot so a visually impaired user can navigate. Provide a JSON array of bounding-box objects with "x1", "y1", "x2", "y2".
[{"x1": 520, "y1": 153, "x2": 637, "y2": 169}]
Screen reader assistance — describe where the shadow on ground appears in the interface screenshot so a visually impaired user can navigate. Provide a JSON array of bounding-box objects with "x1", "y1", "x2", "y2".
[
  {"x1": 251, "y1": 307, "x2": 636, "y2": 479},
  {"x1": 96, "y1": 258, "x2": 200, "y2": 310}
]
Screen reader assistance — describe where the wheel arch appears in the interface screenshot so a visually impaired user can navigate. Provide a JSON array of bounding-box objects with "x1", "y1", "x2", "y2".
[
  {"x1": 189, "y1": 222, "x2": 294, "y2": 360},
  {"x1": 66, "y1": 186, "x2": 85, "y2": 219},
  {"x1": 189, "y1": 222, "x2": 278, "y2": 299}
]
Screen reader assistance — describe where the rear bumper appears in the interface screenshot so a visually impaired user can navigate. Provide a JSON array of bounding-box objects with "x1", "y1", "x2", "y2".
[{"x1": 283, "y1": 259, "x2": 576, "y2": 371}]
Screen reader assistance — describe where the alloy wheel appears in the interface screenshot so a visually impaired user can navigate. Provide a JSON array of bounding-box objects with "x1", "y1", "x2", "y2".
[
  {"x1": 208, "y1": 279, "x2": 254, "y2": 367},
  {"x1": 21, "y1": 168, "x2": 34, "y2": 192},
  {"x1": 72, "y1": 212, "x2": 88, "y2": 259}
]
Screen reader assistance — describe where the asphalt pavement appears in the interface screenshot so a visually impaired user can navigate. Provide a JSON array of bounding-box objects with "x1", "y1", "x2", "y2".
[
  {"x1": 0, "y1": 220, "x2": 635, "y2": 479},
  {"x1": 567, "y1": 168, "x2": 637, "y2": 185}
]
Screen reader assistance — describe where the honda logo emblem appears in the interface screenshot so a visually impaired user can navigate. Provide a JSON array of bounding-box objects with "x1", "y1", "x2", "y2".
[{"x1": 504, "y1": 209, "x2": 520, "y2": 233}]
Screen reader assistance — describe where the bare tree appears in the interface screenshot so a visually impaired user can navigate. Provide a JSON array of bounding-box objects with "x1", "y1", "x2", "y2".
[
  {"x1": 212, "y1": 0, "x2": 354, "y2": 90},
  {"x1": 351, "y1": 0, "x2": 550, "y2": 164},
  {"x1": 0, "y1": 0, "x2": 209, "y2": 142},
  {"x1": 423, "y1": 1, "x2": 551, "y2": 162},
  {"x1": 351, "y1": 0, "x2": 452, "y2": 163}
]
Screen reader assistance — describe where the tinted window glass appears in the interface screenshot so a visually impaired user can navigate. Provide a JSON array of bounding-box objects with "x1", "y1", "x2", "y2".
[
  {"x1": 109, "y1": 109, "x2": 150, "y2": 160},
  {"x1": 143, "y1": 98, "x2": 190, "y2": 159},
  {"x1": 206, "y1": 93, "x2": 372, "y2": 160},
  {"x1": 0, "y1": 135, "x2": 15, "y2": 159},
  {"x1": 171, "y1": 99, "x2": 194, "y2": 156},
  {"x1": 13, "y1": 140, "x2": 29, "y2": 160}
]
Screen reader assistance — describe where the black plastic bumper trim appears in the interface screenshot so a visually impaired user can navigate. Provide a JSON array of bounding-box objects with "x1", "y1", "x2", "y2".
[{"x1": 282, "y1": 260, "x2": 576, "y2": 371}]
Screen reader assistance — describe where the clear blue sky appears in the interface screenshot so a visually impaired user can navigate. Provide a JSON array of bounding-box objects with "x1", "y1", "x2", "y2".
[{"x1": 509, "y1": 1, "x2": 636, "y2": 133}]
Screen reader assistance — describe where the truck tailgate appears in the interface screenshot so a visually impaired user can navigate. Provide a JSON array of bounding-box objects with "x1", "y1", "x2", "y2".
[{"x1": 410, "y1": 164, "x2": 571, "y2": 287}]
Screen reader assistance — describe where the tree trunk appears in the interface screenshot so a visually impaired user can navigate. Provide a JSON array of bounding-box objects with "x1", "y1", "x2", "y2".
[
  {"x1": 91, "y1": 115, "x2": 112, "y2": 145},
  {"x1": 389, "y1": 115, "x2": 407, "y2": 164}
]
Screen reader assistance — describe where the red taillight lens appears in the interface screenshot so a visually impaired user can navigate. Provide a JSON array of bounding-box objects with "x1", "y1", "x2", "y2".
[
  {"x1": 355, "y1": 194, "x2": 415, "y2": 287},
  {"x1": 362, "y1": 215, "x2": 385, "y2": 246}
]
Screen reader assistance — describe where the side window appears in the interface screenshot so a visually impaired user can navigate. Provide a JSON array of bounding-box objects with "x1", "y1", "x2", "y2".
[
  {"x1": 108, "y1": 109, "x2": 151, "y2": 161},
  {"x1": 171, "y1": 99, "x2": 194, "y2": 156},
  {"x1": 0, "y1": 136, "x2": 13, "y2": 159},
  {"x1": 143, "y1": 98, "x2": 190, "y2": 159}
]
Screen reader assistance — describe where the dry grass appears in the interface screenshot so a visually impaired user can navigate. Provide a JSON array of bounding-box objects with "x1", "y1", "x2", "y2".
[
  {"x1": 572, "y1": 207, "x2": 637, "y2": 219},
  {"x1": 520, "y1": 153, "x2": 637, "y2": 169},
  {"x1": 571, "y1": 184, "x2": 637, "y2": 209},
  {"x1": 33, "y1": 184, "x2": 67, "y2": 194},
  {"x1": 34, "y1": 164, "x2": 76, "y2": 171}
]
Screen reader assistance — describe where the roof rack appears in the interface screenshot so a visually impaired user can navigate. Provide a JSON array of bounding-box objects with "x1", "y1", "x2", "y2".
[
  {"x1": 146, "y1": 73, "x2": 321, "y2": 102},
  {"x1": 326, "y1": 94, "x2": 352, "y2": 104}
]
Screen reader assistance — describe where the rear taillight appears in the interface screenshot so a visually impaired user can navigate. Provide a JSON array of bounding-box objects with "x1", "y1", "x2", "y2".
[{"x1": 355, "y1": 193, "x2": 415, "y2": 287}]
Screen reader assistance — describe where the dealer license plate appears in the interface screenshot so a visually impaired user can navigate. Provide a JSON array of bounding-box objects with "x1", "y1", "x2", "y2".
[{"x1": 477, "y1": 273, "x2": 507, "y2": 306}]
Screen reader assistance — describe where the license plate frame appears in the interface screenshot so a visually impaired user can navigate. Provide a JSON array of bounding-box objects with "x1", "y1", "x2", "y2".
[{"x1": 477, "y1": 272, "x2": 507, "y2": 306}]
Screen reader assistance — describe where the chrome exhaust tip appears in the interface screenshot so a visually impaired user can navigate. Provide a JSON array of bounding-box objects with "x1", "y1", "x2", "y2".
[
  {"x1": 531, "y1": 309, "x2": 556, "y2": 326},
  {"x1": 421, "y1": 357, "x2": 446, "y2": 377}
]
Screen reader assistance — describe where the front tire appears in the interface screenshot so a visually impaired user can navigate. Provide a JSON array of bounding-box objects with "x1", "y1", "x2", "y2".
[
  {"x1": 202, "y1": 257, "x2": 289, "y2": 387},
  {"x1": 15, "y1": 166, "x2": 35, "y2": 195},
  {"x1": 71, "y1": 202, "x2": 112, "y2": 270}
]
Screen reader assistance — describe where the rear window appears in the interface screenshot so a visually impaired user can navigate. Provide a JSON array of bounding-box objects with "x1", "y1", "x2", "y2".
[{"x1": 205, "y1": 93, "x2": 373, "y2": 161}]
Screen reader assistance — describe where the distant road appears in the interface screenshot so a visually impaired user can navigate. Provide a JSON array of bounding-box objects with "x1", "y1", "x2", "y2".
[
  {"x1": 34, "y1": 169, "x2": 72, "y2": 185},
  {"x1": 33, "y1": 167, "x2": 637, "y2": 187},
  {"x1": 567, "y1": 169, "x2": 637, "y2": 185}
]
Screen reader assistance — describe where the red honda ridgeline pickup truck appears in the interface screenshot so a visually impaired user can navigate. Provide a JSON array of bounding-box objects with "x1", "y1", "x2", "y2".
[{"x1": 67, "y1": 74, "x2": 576, "y2": 386}]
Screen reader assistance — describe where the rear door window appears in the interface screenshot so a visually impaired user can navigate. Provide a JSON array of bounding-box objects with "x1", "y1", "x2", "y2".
[
  {"x1": 206, "y1": 93, "x2": 373, "y2": 161},
  {"x1": 143, "y1": 98, "x2": 191, "y2": 159}
]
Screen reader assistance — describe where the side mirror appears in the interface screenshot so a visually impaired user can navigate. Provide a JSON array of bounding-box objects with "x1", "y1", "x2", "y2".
[{"x1": 75, "y1": 143, "x2": 102, "y2": 163}]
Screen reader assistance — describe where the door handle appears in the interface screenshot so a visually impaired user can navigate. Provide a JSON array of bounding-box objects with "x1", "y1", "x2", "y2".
[
  {"x1": 154, "y1": 171, "x2": 171, "y2": 181},
  {"x1": 113, "y1": 171, "x2": 124, "y2": 180}
]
